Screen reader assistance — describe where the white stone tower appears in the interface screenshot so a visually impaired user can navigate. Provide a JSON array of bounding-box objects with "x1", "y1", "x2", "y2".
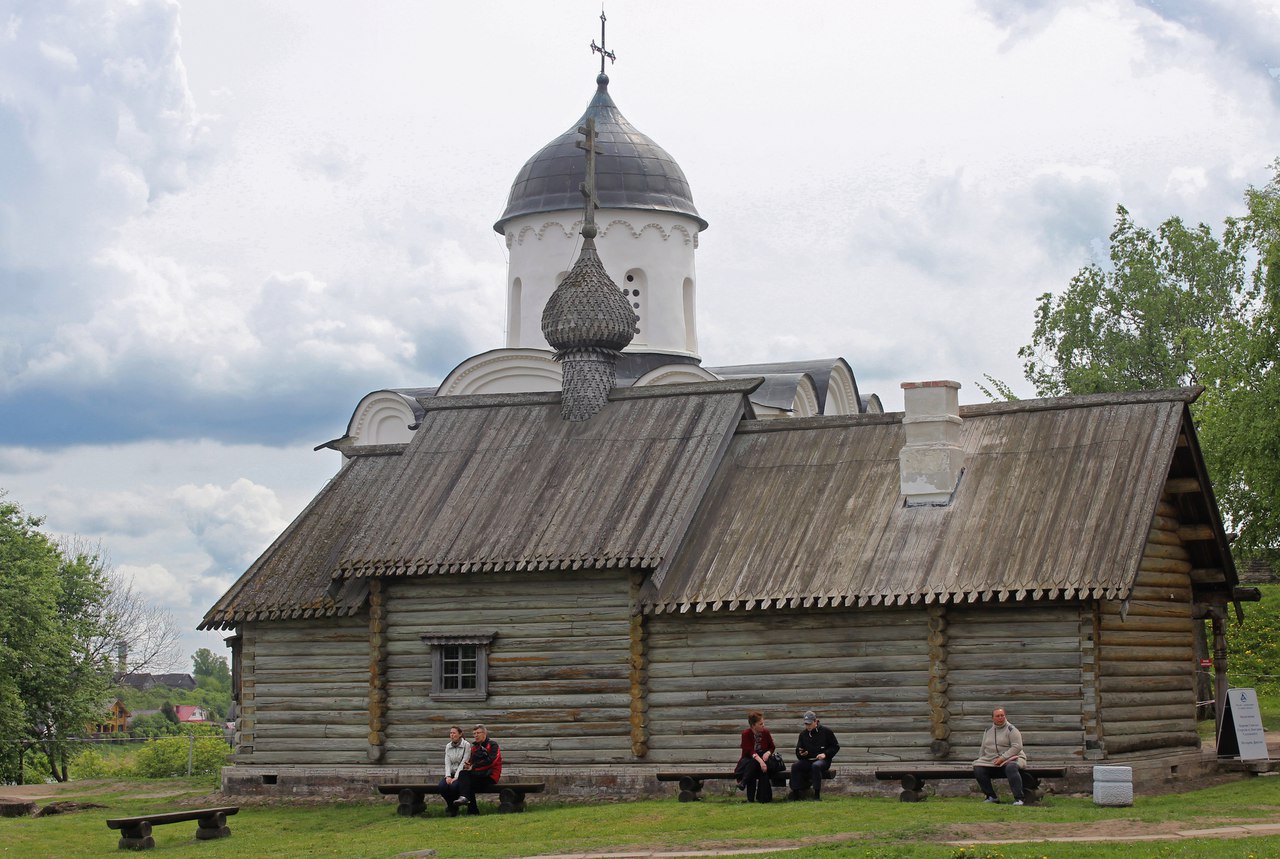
[{"x1": 494, "y1": 67, "x2": 707, "y2": 361}]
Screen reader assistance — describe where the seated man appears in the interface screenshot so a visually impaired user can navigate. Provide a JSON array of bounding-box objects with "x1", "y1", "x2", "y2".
[
  {"x1": 456, "y1": 723, "x2": 502, "y2": 815},
  {"x1": 788, "y1": 710, "x2": 838, "y2": 800},
  {"x1": 973, "y1": 707, "x2": 1026, "y2": 805},
  {"x1": 438, "y1": 725, "x2": 472, "y2": 817}
]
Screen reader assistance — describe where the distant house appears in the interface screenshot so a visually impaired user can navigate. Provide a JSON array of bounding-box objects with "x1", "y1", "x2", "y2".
[
  {"x1": 174, "y1": 705, "x2": 209, "y2": 724},
  {"x1": 115, "y1": 673, "x2": 198, "y2": 692},
  {"x1": 88, "y1": 698, "x2": 130, "y2": 735}
]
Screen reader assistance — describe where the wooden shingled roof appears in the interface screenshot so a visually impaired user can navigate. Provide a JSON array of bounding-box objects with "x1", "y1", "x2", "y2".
[
  {"x1": 642, "y1": 387, "x2": 1226, "y2": 613},
  {"x1": 334, "y1": 380, "x2": 751, "y2": 578}
]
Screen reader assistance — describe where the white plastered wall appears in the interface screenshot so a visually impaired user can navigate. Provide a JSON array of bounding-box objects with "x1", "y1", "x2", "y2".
[{"x1": 503, "y1": 209, "x2": 701, "y2": 358}]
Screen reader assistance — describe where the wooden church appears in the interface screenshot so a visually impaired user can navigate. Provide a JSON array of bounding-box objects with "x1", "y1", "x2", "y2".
[{"x1": 202, "y1": 45, "x2": 1247, "y2": 798}]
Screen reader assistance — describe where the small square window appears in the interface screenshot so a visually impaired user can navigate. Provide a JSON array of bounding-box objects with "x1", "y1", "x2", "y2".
[{"x1": 421, "y1": 633, "x2": 495, "y2": 701}]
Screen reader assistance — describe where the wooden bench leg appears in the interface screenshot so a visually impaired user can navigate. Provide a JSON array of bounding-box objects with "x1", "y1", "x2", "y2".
[
  {"x1": 1022, "y1": 772, "x2": 1043, "y2": 805},
  {"x1": 397, "y1": 788, "x2": 426, "y2": 817},
  {"x1": 117, "y1": 821, "x2": 155, "y2": 850},
  {"x1": 498, "y1": 788, "x2": 526, "y2": 813},
  {"x1": 898, "y1": 774, "x2": 926, "y2": 802},
  {"x1": 195, "y1": 811, "x2": 232, "y2": 840},
  {"x1": 677, "y1": 776, "x2": 704, "y2": 802}
]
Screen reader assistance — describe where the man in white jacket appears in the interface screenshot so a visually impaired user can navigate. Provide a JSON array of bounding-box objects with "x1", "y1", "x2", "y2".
[
  {"x1": 438, "y1": 725, "x2": 472, "y2": 816},
  {"x1": 972, "y1": 708, "x2": 1027, "y2": 805}
]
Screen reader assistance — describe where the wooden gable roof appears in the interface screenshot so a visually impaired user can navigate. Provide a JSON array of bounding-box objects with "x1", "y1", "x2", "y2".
[
  {"x1": 643, "y1": 387, "x2": 1233, "y2": 612},
  {"x1": 335, "y1": 380, "x2": 752, "y2": 578},
  {"x1": 201, "y1": 380, "x2": 752, "y2": 628}
]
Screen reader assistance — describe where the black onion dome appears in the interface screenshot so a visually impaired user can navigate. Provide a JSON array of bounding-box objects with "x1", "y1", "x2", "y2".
[
  {"x1": 494, "y1": 74, "x2": 707, "y2": 234},
  {"x1": 541, "y1": 242, "x2": 638, "y2": 352}
]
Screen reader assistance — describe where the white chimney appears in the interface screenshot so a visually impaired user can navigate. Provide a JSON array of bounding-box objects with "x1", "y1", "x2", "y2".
[{"x1": 899, "y1": 380, "x2": 964, "y2": 506}]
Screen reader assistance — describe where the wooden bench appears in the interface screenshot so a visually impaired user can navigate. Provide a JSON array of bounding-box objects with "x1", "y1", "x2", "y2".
[
  {"x1": 656, "y1": 768, "x2": 832, "y2": 802},
  {"x1": 874, "y1": 767, "x2": 1066, "y2": 804},
  {"x1": 105, "y1": 806, "x2": 239, "y2": 850},
  {"x1": 376, "y1": 782, "x2": 545, "y2": 815}
]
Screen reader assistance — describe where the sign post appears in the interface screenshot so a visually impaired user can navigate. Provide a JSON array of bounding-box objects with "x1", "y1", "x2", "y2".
[{"x1": 1216, "y1": 688, "x2": 1270, "y2": 761}]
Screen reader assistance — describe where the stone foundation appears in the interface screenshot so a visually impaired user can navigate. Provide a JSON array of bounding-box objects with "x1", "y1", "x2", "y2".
[{"x1": 221, "y1": 746, "x2": 1232, "y2": 801}]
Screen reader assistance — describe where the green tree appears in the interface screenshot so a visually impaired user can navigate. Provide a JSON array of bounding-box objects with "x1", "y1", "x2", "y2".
[
  {"x1": 1019, "y1": 163, "x2": 1280, "y2": 563},
  {"x1": 0, "y1": 493, "x2": 181, "y2": 783},
  {"x1": 0, "y1": 497, "x2": 113, "y2": 783},
  {"x1": 192, "y1": 648, "x2": 230, "y2": 688}
]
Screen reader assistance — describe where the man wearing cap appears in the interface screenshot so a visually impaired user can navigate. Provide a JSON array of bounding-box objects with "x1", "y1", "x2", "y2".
[{"x1": 788, "y1": 710, "x2": 839, "y2": 800}]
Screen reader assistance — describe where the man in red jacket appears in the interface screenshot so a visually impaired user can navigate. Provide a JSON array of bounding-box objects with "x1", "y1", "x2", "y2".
[{"x1": 457, "y1": 724, "x2": 502, "y2": 815}]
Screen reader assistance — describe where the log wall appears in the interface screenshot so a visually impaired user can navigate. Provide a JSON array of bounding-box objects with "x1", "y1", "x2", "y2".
[
  {"x1": 943, "y1": 603, "x2": 1087, "y2": 761},
  {"x1": 382, "y1": 569, "x2": 635, "y2": 766},
  {"x1": 645, "y1": 608, "x2": 933, "y2": 765},
  {"x1": 237, "y1": 615, "x2": 371, "y2": 766},
  {"x1": 1096, "y1": 497, "x2": 1200, "y2": 754}
]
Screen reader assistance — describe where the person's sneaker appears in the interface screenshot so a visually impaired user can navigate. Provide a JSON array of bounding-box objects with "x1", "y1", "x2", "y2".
[
  {"x1": 1013, "y1": 800, "x2": 1025, "y2": 806},
  {"x1": 445, "y1": 803, "x2": 459, "y2": 818},
  {"x1": 983, "y1": 796, "x2": 999, "y2": 803}
]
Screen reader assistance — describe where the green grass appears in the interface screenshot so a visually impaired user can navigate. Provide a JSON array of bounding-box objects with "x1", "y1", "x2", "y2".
[{"x1": 2, "y1": 777, "x2": 1279, "y2": 859}]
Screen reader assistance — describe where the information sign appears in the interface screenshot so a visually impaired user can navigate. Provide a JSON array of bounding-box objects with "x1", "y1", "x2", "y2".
[{"x1": 1217, "y1": 687, "x2": 1270, "y2": 761}]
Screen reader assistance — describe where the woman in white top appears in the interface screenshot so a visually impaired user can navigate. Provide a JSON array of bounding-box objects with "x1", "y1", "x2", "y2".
[{"x1": 439, "y1": 725, "x2": 472, "y2": 815}]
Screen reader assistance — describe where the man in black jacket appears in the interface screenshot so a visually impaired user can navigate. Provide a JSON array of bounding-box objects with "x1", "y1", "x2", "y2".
[{"x1": 788, "y1": 710, "x2": 839, "y2": 800}]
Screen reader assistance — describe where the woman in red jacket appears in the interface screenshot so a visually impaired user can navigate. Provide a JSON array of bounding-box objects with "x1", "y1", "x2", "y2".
[{"x1": 737, "y1": 711, "x2": 777, "y2": 802}]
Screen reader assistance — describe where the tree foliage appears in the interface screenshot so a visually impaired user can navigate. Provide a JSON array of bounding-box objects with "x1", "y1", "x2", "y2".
[
  {"x1": 1020, "y1": 163, "x2": 1280, "y2": 563},
  {"x1": 0, "y1": 492, "x2": 182, "y2": 784}
]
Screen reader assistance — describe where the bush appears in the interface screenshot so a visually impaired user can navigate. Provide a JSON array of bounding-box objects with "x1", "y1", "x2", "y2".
[
  {"x1": 132, "y1": 737, "x2": 229, "y2": 778},
  {"x1": 1228, "y1": 583, "x2": 1280, "y2": 695},
  {"x1": 71, "y1": 747, "x2": 117, "y2": 779}
]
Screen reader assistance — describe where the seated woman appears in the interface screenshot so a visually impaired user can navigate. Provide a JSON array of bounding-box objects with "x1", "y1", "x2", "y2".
[{"x1": 736, "y1": 710, "x2": 776, "y2": 802}]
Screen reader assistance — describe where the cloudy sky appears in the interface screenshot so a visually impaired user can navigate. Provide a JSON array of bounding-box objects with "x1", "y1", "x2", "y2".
[{"x1": 2, "y1": 0, "x2": 1278, "y2": 666}]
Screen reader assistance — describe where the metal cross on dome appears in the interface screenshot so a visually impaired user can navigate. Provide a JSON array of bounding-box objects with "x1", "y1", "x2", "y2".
[
  {"x1": 590, "y1": 9, "x2": 616, "y2": 75},
  {"x1": 576, "y1": 117, "x2": 602, "y2": 237}
]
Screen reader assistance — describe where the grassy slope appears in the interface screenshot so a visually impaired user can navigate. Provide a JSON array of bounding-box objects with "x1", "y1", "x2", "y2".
[{"x1": 2, "y1": 777, "x2": 1278, "y2": 859}]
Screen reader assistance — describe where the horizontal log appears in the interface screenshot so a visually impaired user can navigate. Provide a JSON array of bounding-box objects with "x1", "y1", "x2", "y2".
[
  {"x1": 252, "y1": 738, "x2": 368, "y2": 752},
  {"x1": 948, "y1": 638, "x2": 1083, "y2": 657},
  {"x1": 253, "y1": 724, "x2": 370, "y2": 740},
  {"x1": 649, "y1": 611, "x2": 923, "y2": 636},
  {"x1": 238, "y1": 751, "x2": 368, "y2": 766},
  {"x1": 1146, "y1": 528, "x2": 1182, "y2": 547},
  {"x1": 1177, "y1": 525, "x2": 1216, "y2": 542},
  {"x1": 1100, "y1": 702, "x2": 1196, "y2": 722},
  {"x1": 1143, "y1": 542, "x2": 1191, "y2": 562},
  {"x1": 648, "y1": 624, "x2": 922, "y2": 649},
  {"x1": 387, "y1": 592, "x2": 630, "y2": 611},
  {"x1": 938, "y1": 684, "x2": 1084, "y2": 702},
  {"x1": 947, "y1": 622, "x2": 1082, "y2": 640},
  {"x1": 252, "y1": 679, "x2": 370, "y2": 695},
  {"x1": 254, "y1": 697, "x2": 369, "y2": 712},
  {"x1": 235, "y1": 710, "x2": 367, "y2": 726},
  {"x1": 646, "y1": 686, "x2": 930, "y2": 706},
  {"x1": 1150, "y1": 514, "x2": 1179, "y2": 532},
  {"x1": 650, "y1": 640, "x2": 928, "y2": 663},
  {"x1": 1165, "y1": 478, "x2": 1201, "y2": 494},
  {"x1": 1100, "y1": 601, "x2": 1192, "y2": 619},
  {"x1": 946, "y1": 668, "x2": 1083, "y2": 685},
  {"x1": 648, "y1": 655, "x2": 930, "y2": 677},
  {"x1": 255, "y1": 670, "x2": 370, "y2": 685},
  {"x1": 384, "y1": 620, "x2": 630, "y2": 639},
  {"x1": 1099, "y1": 614, "x2": 1192, "y2": 632},
  {"x1": 250, "y1": 629, "x2": 367, "y2": 646},
  {"x1": 1099, "y1": 661, "x2": 1195, "y2": 677},
  {"x1": 1131, "y1": 571, "x2": 1192, "y2": 590},
  {"x1": 1100, "y1": 718, "x2": 1196, "y2": 736},
  {"x1": 1096, "y1": 630, "x2": 1191, "y2": 648},
  {"x1": 1100, "y1": 689, "x2": 1197, "y2": 708},
  {"x1": 1104, "y1": 733, "x2": 1199, "y2": 754},
  {"x1": 1127, "y1": 586, "x2": 1192, "y2": 603},
  {"x1": 254, "y1": 640, "x2": 370, "y2": 658},
  {"x1": 1138, "y1": 557, "x2": 1193, "y2": 574},
  {"x1": 947, "y1": 653, "x2": 1083, "y2": 671},
  {"x1": 1096, "y1": 645, "x2": 1194, "y2": 662},
  {"x1": 1099, "y1": 676, "x2": 1192, "y2": 693}
]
